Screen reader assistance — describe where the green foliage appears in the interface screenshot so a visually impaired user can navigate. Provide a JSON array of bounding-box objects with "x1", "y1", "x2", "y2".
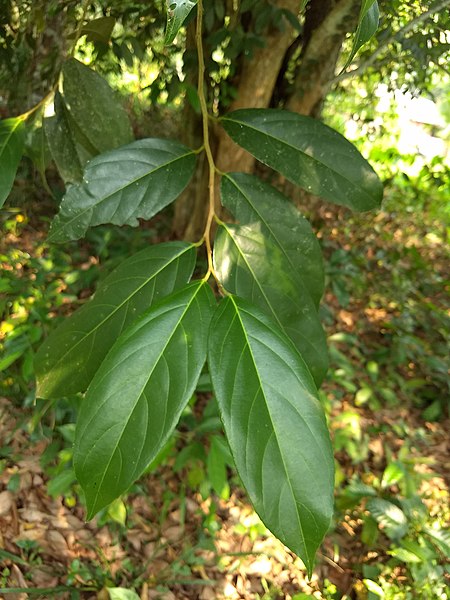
[
  {"x1": 60, "y1": 59, "x2": 133, "y2": 154},
  {"x1": 35, "y1": 242, "x2": 196, "y2": 398},
  {"x1": 341, "y1": 0, "x2": 380, "y2": 71},
  {"x1": 0, "y1": 0, "x2": 392, "y2": 576},
  {"x1": 73, "y1": 281, "x2": 215, "y2": 518},
  {"x1": 208, "y1": 296, "x2": 334, "y2": 574},
  {"x1": 48, "y1": 138, "x2": 196, "y2": 242},
  {"x1": 221, "y1": 109, "x2": 383, "y2": 211},
  {"x1": 0, "y1": 118, "x2": 26, "y2": 208},
  {"x1": 220, "y1": 173, "x2": 325, "y2": 307},
  {"x1": 165, "y1": 0, "x2": 198, "y2": 45},
  {"x1": 213, "y1": 222, "x2": 328, "y2": 385}
]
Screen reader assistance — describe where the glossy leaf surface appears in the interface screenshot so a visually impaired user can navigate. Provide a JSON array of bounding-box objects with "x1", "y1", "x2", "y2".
[
  {"x1": 221, "y1": 109, "x2": 383, "y2": 212},
  {"x1": 165, "y1": 0, "x2": 198, "y2": 44},
  {"x1": 74, "y1": 281, "x2": 215, "y2": 518},
  {"x1": 221, "y1": 172, "x2": 324, "y2": 307},
  {"x1": 342, "y1": 1, "x2": 379, "y2": 70},
  {"x1": 214, "y1": 223, "x2": 327, "y2": 385},
  {"x1": 61, "y1": 59, "x2": 133, "y2": 154},
  {"x1": 0, "y1": 117, "x2": 26, "y2": 208},
  {"x1": 48, "y1": 138, "x2": 196, "y2": 242},
  {"x1": 35, "y1": 242, "x2": 196, "y2": 398},
  {"x1": 208, "y1": 296, "x2": 334, "y2": 575}
]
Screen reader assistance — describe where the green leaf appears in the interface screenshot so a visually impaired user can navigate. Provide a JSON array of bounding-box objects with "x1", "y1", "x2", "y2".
[
  {"x1": 48, "y1": 138, "x2": 196, "y2": 242},
  {"x1": 363, "y1": 579, "x2": 384, "y2": 597},
  {"x1": 221, "y1": 172, "x2": 324, "y2": 307},
  {"x1": 424, "y1": 526, "x2": 450, "y2": 558},
  {"x1": 81, "y1": 16, "x2": 116, "y2": 44},
  {"x1": 107, "y1": 498, "x2": 127, "y2": 526},
  {"x1": 35, "y1": 242, "x2": 196, "y2": 398},
  {"x1": 24, "y1": 122, "x2": 51, "y2": 176},
  {"x1": 208, "y1": 296, "x2": 334, "y2": 575},
  {"x1": 107, "y1": 589, "x2": 140, "y2": 600},
  {"x1": 0, "y1": 117, "x2": 26, "y2": 208},
  {"x1": 47, "y1": 469, "x2": 76, "y2": 498},
  {"x1": 221, "y1": 109, "x2": 383, "y2": 212},
  {"x1": 165, "y1": 0, "x2": 198, "y2": 45},
  {"x1": 381, "y1": 461, "x2": 405, "y2": 488},
  {"x1": 207, "y1": 436, "x2": 229, "y2": 498},
  {"x1": 74, "y1": 281, "x2": 215, "y2": 518},
  {"x1": 44, "y1": 92, "x2": 94, "y2": 183},
  {"x1": 342, "y1": 1, "x2": 379, "y2": 71},
  {"x1": 367, "y1": 498, "x2": 408, "y2": 540},
  {"x1": 61, "y1": 58, "x2": 133, "y2": 154},
  {"x1": 213, "y1": 222, "x2": 328, "y2": 385}
]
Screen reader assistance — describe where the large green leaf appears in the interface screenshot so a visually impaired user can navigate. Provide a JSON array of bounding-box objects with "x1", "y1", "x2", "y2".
[
  {"x1": 44, "y1": 91, "x2": 94, "y2": 183},
  {"x1": 213, "y1": 222, "x2": 328, "y2": 385},
  {"x1": 74, "y1": 281, "x2": 215, "y2": 518},
  {"x1": 61, "y1": 59, "x2": 133, "y2": 154},
  {"x1": 221, "y1": 109, "x2": 383, "y2": 212},
  {"x1": 35, "y1": 242, "x2": 196, "y2": 398},
  {"x1": 165, "y1": 0, "x2": 198, "y2": 45},
  {"x1": 0, "y1": 117, "x2": 26, "y2": 208},
  {"x1": 221, "y1": 172, "x2": 324, "y2": 307},
  {"x1": 342, "y1": 1, "x2": 379, "y2": 71},
  {"x1": 48, "y1": 138, "x2": 196, "y2": 242},
  {"x1": 208, "y1": 296, "x2": 334, "y2": 574}
]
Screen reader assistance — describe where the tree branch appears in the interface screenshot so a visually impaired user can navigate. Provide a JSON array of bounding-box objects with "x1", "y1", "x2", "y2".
[{"x1": 333, "y1": 0, "x2": 450, "y2": 84}]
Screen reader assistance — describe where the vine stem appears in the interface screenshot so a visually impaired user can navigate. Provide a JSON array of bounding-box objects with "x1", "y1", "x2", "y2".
[{"x1": 195, "y1": 0, "x2": 222, "y2": 288}]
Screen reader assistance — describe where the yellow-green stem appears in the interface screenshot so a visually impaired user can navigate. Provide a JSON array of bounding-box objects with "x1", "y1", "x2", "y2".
[{"x1": 195, "y1": 0, "x2": 222, "y2": 288}]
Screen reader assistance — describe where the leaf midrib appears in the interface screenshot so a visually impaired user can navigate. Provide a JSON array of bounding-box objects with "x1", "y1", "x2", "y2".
[
  {"x1": 220, "y1": 224, "x2": 323, "y2": 358},
  {"x1": 50, "y1": 148, "x2": 194, "y2": 238},
  {"x1": 85, "y1": 282, "x2": 204, "y2": 516},
  {"x1": 223, "y1": 174, "x2": 321, "y2": 304},
  {"x1": 229, "y1": 297, "x2": 312, "y2": 571},
  {"x1": 222, "y1": 114, "x2": 375, "y2": 203},
  {"x1": 41, "y1": 245, "x2": 192, "y2": 386}
]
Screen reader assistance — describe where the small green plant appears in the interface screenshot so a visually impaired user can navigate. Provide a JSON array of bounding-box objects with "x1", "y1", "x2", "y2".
[{"x1": 0, "y1": 0, "x2": 383, "y2": 574}]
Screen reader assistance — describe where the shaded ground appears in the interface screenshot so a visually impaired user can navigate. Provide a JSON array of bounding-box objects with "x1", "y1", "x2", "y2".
[{"x1": 1, "y1": 395, "x2": 448, "y2": 600}]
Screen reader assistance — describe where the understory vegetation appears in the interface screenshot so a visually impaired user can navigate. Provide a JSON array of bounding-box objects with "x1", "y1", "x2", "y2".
[{"x1": 1, "y1": 1, "x2": 449, "y2": 598}]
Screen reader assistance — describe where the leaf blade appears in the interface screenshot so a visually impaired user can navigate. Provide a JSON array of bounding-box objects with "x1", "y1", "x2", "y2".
[
  {"x1": 61, "y1": 59, "x2": 133, "y2": 154},
  {"x1": 74, "y1": 281, "x2": 215, "y2": 518},
  {"x1": 342, "y1": 1, "x2": 379, "y2": 71},
  {"x1": 0, "y1": 117, "x2": 26, "y2": 208},
  {"x1": 221, "y1": 172, "x2": 324, "y2": 307},
  {"x1": 44, "y1": 91, "x2": 94, "y2": 183},
  {"x1": 48, "y1": 138, "x2": 196, "y2": 242},
  {"x1": 35, "y1": 242, "x2": 196, "y2": 398},
  {"x1": 208, "y1": 296, "x2": 334, "y2": 574},
  {"x1": 213, "y1": 222, "x2": 328, "y2": 385},
  {"x1": 221, "y1": 108, "x2": 383, "y2": 212},
  {"x1": 165, "y1": 0, "x2": 198, "y2": 45}
]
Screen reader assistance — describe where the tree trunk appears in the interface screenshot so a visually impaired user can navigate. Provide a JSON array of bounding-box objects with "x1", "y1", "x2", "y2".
[
  {"x1": 173, "y1": 0, "x2": 300, "y2": 240},
  {"x1": 286, "y1": 0, "x2": 360, "y2": 117},
  {"x1": 173, "y1": 0, "x2": 360, "y2": 239}
]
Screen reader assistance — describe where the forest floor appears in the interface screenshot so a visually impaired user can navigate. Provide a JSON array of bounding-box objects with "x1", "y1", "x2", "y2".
[{"x1": 0, "y1": 184, "x2": 449, "y2": 600}]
